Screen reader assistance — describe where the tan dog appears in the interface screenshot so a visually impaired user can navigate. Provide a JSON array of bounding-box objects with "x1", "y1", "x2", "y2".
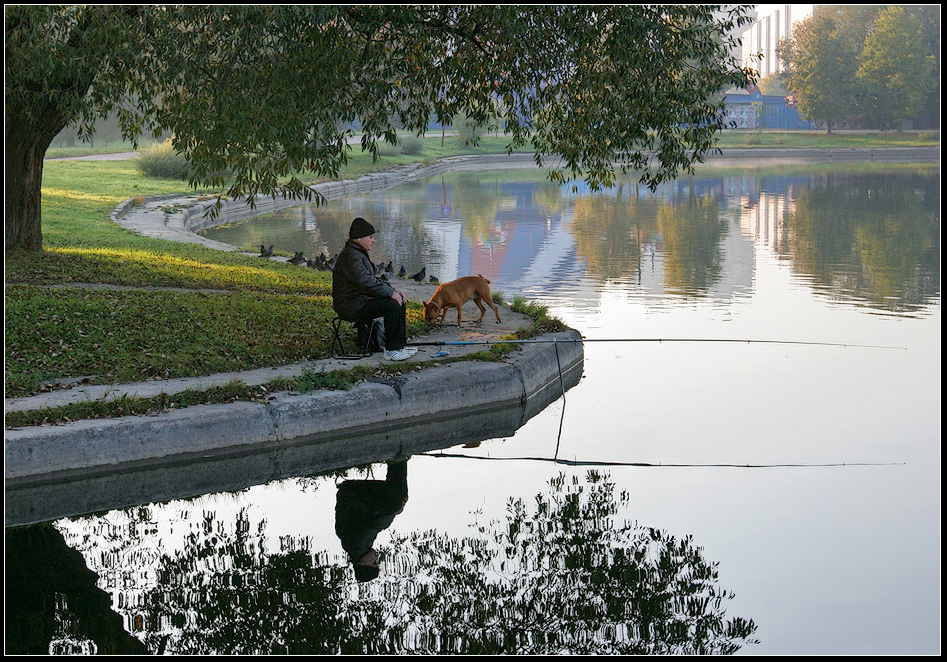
[{"x1": 423, "y1": 275, "x2": 502, "y2": 326}]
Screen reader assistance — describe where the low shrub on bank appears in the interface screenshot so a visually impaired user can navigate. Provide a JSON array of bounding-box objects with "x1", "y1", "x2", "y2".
[{"x1": 135, "y1": 139, "x2": 189, "y2": 179}]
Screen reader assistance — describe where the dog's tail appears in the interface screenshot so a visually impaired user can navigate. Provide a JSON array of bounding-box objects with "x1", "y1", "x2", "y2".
[{"x1": 478, "y1": 274, "x2": 491, "y2": 284}]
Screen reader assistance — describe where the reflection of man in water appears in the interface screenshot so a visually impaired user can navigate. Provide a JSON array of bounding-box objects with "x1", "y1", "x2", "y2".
[{"x1": 334, "y1": 460, "x2": 408, "y2": 582}]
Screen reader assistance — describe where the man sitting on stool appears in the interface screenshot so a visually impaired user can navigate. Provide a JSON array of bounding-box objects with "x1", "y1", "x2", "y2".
[{"x1": 332, "y1": 217, "x2": 417, "y2": 361}]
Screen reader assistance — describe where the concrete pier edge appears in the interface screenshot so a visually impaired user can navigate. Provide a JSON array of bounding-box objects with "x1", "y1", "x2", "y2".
[{"x1": 5, "y1": 330, "x2": 584, "y2": 485}]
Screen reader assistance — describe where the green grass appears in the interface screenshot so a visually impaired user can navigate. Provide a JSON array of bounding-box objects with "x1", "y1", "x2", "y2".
[
  {"x1": 4, "y1": 136, "x2": 539, "y2": 400},
  {"x1": 43, "y1": 129, "x2": 938, "y2": 162},
  {"x1": 713, "y1": 129, "x2": 939, "y2": 149},
  {"x1": 5, "y1": 380, "x2": 269, "y2": 429}
]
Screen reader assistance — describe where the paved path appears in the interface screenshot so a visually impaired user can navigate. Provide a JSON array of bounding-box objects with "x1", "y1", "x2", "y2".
[{"x1": 45, "y1": 151, "x2": 139, "y2": 161}]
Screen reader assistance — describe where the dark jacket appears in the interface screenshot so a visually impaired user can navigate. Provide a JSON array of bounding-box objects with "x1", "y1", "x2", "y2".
[{"x1": 332, "y1": 240, "x2": 394, "y2": 320}]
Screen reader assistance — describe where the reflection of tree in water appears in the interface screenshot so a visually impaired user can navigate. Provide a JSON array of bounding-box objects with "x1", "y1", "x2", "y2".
[
  {"x1": 449, "y1": 175, "x2": 504, "y2": 245},
  {"x1": 658, "y1": 197, "x2": 726, "y2": 296},
  {"x1": 5, "y1": 523, "x2": 148, "y2": 655},
  {"x1": 785, "y1": 170, "x2": 940, "y2": 312},
  {"x1": 572, "y1": 196, "x2": 655, "y2": 282},
  {"x1": 132, "y1": 471, "x2": 756, "y2": 654}
]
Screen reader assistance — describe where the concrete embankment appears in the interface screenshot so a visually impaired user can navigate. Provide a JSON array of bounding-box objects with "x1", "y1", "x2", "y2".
[
  {"x1": 5, "y1": 329, "x2": 582, "y2": 483},
  {"x1": 5, "y1": 330, "x2": 583, "y2": 526}
]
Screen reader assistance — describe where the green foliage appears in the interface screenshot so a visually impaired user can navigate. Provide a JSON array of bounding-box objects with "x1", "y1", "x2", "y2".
[
  {"x1": 856, "y1": 6, "x2": 936, "y2": 130},
  {"x1": 784, "y1": 5, "x2": 938, "y2": 131},
  {"x1": 509, "y1": 297, "x2": 569, "y2": 336},
  {"x1": 398, "y1": 135, "x2": 424, "y2": 156},
  {"x1": 785, "y1": 12, "x2": 860, "y2": 131},
  {"x1": 452, "y1": 112, "x2": 488, "y2": 148},
  {"x1": 757, "y1": 74, "x2": 789, "y2": 96},
  {"x1": 297, "y1": 364, "x2": 372, "y2": 392},
  {"x1": 5, "y1": 381, "x2": 268, "y2": 428}
]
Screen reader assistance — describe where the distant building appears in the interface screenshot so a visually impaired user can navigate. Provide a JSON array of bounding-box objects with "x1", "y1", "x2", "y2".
[
  {"x1": 739, "y1": 5, "x2": 816, "y2": 80},
  {"x1": 722, "y1": 90, "x2": 816, "y2": 130}
]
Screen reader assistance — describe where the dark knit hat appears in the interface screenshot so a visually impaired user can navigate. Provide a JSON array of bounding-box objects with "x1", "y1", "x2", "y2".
[{"x1": 349, "y1": 217, "x2": 375, "y2": 240}]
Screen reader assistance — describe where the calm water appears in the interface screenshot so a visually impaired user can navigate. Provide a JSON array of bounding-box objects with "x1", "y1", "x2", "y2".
[{"x1": 6, "y1": 165, "x2": 940, "y2": 655}]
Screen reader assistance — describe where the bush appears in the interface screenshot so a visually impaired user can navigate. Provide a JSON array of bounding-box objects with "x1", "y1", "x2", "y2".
[
  {"x1": 135, "y1": 139, "x2": 188, "y2": 179},
  {"x1": 376, "y1": 141, "x2": 402, "y2": 157},
  {"x1": 400, "y1": 136, "x2": 424, "y2": 155},
  {"x1": 452, "y1": 115, "x2": 487, "y2": 147}
]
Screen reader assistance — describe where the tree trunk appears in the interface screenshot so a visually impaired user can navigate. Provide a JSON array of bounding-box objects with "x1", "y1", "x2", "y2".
[
  {"x1": 5, "y1": 99, "x2": 73, "y2": 252},
  {"x1": 5, "y1": 5, "x2": 107, "y2": 252}
]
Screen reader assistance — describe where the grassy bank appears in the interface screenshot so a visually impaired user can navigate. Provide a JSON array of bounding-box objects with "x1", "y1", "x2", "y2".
[
  {"x1": 714, "y1": 129, "x2": 939, "y2": 149},
  {"x1": 4, "y1": 156, "x2": 431, "y2": 399}
]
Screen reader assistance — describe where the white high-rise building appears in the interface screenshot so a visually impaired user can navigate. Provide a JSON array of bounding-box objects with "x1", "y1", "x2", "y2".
[{"x1": 740, "y1": 5, "x2": 816, "y2": 80}]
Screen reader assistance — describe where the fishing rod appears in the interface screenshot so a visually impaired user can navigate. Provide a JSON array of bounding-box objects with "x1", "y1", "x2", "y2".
[
  {"x1": 407, "y1": 337, "x2": 907, "y2": 350},
  {"x1": 421, "y1": 451, "x2": 905, "y2": 470}
]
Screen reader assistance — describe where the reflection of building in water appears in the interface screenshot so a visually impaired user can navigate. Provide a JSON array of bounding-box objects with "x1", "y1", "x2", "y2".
[
  {"x1": 420, "y1": 219, "x2": 463, "y2": 283},
  {"x1": 511, "y1": 207, "x2": 587, "y2": 297},
  {"x1": 467, "y1": 218, "x2": 512, "y2": 281},
  {"x1": 414, "y1": 173, "x2": 801, "y2": 308},
  {"x1": 738, "y1": 191, "x2": 793, "y2": 253}
]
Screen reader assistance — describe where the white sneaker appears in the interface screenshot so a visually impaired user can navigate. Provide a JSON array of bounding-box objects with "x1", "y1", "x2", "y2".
[{"x1": 383, "y1": 349, "x2": 413, "y2": 361}]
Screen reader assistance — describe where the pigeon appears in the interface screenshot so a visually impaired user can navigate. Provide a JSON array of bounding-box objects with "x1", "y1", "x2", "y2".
[
  {"x1": 411, "y1": 267, "x2": 426, "y2": 282},
  {"x1": 397, "y1": 265, "x2": 407, "y2": 278},
  {"x1": 384, "y1": 261, "x2": 393, "y2": 276},
  {"x1": 289, "y1": 251, "x2": 306, "y2": 265},
  {"x1": 429, "y1": 275, "x2": 439, "y2": 285},
  {"x1": 259, "y1": 244, "x2": 273, "y2": 258}
]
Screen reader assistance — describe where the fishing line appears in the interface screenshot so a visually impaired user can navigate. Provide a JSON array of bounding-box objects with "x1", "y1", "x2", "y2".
[
  {"x1": 552, "y1": 340, "x2": 566, "y2": 461},
  {"x1": 408, "y1": 337, "x2": 908, "y2": 350},
  {"x1": 421, "y1": 452, "x2": 905, "y2": 470},
  {"x1": 410, "y1": 336, "x2": 906, "y2": 466}
]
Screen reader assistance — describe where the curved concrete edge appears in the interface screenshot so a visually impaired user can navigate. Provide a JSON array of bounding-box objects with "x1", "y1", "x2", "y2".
[
  {"x1": 4, "y1": 329, "x2": 584, "y2": 484},
  {"x1": 4, "y1": 362, "x2": 586, "y2": 527}
]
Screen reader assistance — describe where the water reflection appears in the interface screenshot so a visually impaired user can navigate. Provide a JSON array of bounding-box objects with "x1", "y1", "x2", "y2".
[
  {"x1": 5, "y1": 524, "x2": 148, "y2": 655},
  {"x1": 781, "y1": 171, "x2": 941, "y2": 312},
  {"x1": 201, "y1": 166, "x2": 940, "y2": 315},
  {"x1": 7, "y1": 472, "x2": 758, "y2": 654},
  {"x1": 6, "y1": 359, "x2": 581, "y2": 528},
  {"x1": 336, "y1": 460, "x2": 409, "y2": 583}
]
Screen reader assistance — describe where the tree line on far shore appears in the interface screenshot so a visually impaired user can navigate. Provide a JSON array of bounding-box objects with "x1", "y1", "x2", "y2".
[{"x1": 760, "y1": 5, "x2": 939, "y2": 134}]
